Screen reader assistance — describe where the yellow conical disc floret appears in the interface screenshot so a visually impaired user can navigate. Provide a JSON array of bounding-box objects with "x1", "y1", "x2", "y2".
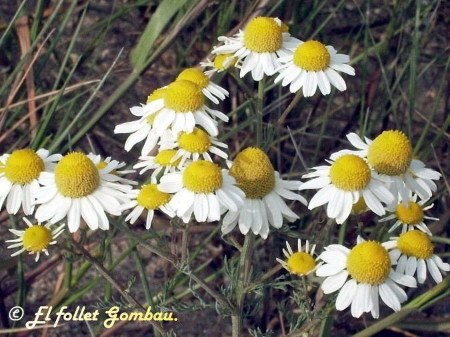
[
  {"x1": 164, "y1": 80, "x2": 204, "y2": 112},
  {"x1": 329, "y1": 155, "x2": 371, "y2": 191},
  {"x1": 154, "y1": 150, "x2": 181, "y2": 167},
  {"x1": 146, "y1": 87, "x2": 166, "y2": 103},
  {"x1": 183, "y1": 160, "x2": 223, "y2": 193},
  {"x1": 397, "y1": 230, "x2": 433, "y2": 259},
  {"x1": 229, "y1": 147, "x2": 275, "y2": 199},
  {"x1": 137, "y1": 184, "x2": 171, "y2": 210},
  {"x1": 287, "y1": 252, "x2": 316, "y2": 276},
  {"x1": 395, "y1": 201, "x2": 424, "y2": 225},
  {"x1": 22, "y1": 225, "x2": 53, "y2": 252},
  {"x1": 55, "y1": 152, "x2": 100, "y2": 198},
  {"x1": 293, "y1": 40, "x2": 330, "y2": 71},
  {"x1": 243, "y1": 17, "x2": 283, "y2": 53},
  {"x1": 178, "y1": 128, "x2": 211, "y2": 153},
  {"x1": 3, "y1": 149, "x2": 45, "y2": 184},
  {"x1": 213, "y1": 54, "x2": 237, "y2": 70},
  {"x1": 176, "y1": 68, "x2": 209, "y2": 89},
  {"x1": 367, "y1": 130, "x2": 412, "y2": 176},
  {"x1": 347, "y1": 241, "x2": 391, "y2": 285}
]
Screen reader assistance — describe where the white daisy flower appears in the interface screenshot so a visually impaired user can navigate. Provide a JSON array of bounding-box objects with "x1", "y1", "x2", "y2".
[
  {"x1": 133, "y1": 149, "x2": 181, "y2": 182},
  {"x1": 317, "y1": 237, "x2": 417, "y2": 319},
  {"x1": 222, "y1": 147, "x2": 306, "y2": 239},
  {"x1": 114, "y1": 87, "x2": 166, "y2": 155},
  {"x1": 176, "y1": 67, "x2": 229, "y2": 104},
  {"x1": 276, "y1": 239, "x2": 318, "y2": 276},
  {"x1": 158, "y1": 160, "x2": 244, "y2": 223},
  {"x1": 274, "y1": 40, "x2": 355, "y2": 97},
  {"x1": 379, "y1": 195, "x2": 437, "y2": 235},
  {"x1": 35, "y1": 152, "x2": 134, "y2": 232},
  {"x1": 158, "y1": 127, "x2": 228, "y2": 168},
  {"x1": 88, "y1": 153, "x2": 137, "y2": 186},
  {"x1": 213, "y1": 17, "x2": 299, "y2": 81},
  {"x1": 138, "y1": 80, "x2": 228, "y2": 137},
  {"x1": 334, "y1": 131, "x2": 441, "y2": 205},
  {"x1": 299, "y1": 153, "x2": 394, "y2": 224},
  {"x1": 120, "y1": 183, "x2": 174, "y2": 229},
  {"x1": 6, "y1": 217, "x2": 65, "y2": 262},
  {"x1": 385, "y1": 231, "x2": 450, "y2": 284},
  {"x1": 200, "y1": 53, "x2": 238, "y2": 76},
  {"x1": 0, "y1": 148, "x2": 61, "y2": 215}
]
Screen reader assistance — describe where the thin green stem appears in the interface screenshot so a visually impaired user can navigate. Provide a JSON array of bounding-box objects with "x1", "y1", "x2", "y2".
[{"x1": 256, "y1": 79, "x2": 265, "y2": 147}]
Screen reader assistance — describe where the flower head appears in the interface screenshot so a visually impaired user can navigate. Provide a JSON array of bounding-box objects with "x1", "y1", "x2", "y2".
[
  {"x1": 6, "y1": 217, "x2": 65, "y2": 262},
  {"x1": 275, "y1": 40, "x2": 355, "y2": 96},
  {"x1": 276, "y1": 239, "x2": 317, "y2": 276},
  {"x1": 133, "y1": 149, "x2": 182, "y2": 182},
  {"x1": 200, "y1": 54, "x2": 238, "y2": 76}
]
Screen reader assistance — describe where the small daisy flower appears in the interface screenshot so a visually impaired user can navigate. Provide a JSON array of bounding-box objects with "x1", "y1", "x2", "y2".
[
  {"x1": 317, "y1": 237, "x2": 416, "y2": 318},
  {"x1": 114, "y1": 88, "x2": 166, "y2": 155},
  {"x1": 300, "y1": 154, "x2": 394, "y2": 224},
  {"x1": 140, "y1": 80, "x2": 228, "y2": 137},
  {"x1": 159, "y1": 127, "x2": 228, "y2": 167},
  {"x1": 0, "y1": 149, "x2": 61, "y2": 215},
  {"x1": 176, "y1": 67, "x2": 229, "y2": 104},
  {"x1": 222, "y1": 147, "x2": 306, "y2": 239},
  {"x1": 158, "y1": 160, "x2": 244, "y2": 223},
  {"x1": 335, "y1": 131, "x2": 441, "y2": 204},
  {"x1": 213, "y1": 17, "x2": 299, "y2": 81},
  {"x1": 200, "y1": 53, "x2": 238, "y2": 76},
  {"x1": 35, "y1": 152, "x2": 134, "y2": 232},
  {"x1": 386, "y1": 231, "x2": 449, "y2": 284},
  {"x1": 274, "y1": 40, "x2": 355, "y2": 97},
  {"x1": 120, "y1": 183, "x2": 174, "y2": 229},
  {"x1": 133, "y1": 149, "x2": 182, "y2": 182},
  {"x1": 88, "y1": 154, "x2": 137, "y2": 186},
  {"x1": 380, "y1": 195, "x2": 437, "y2": 235},
  {"x1": 276, "y1": 239, "x2": 318, "y2": 276},
  {"x1": 6, "y1": 217, "x2": 65, "y2": 262}
]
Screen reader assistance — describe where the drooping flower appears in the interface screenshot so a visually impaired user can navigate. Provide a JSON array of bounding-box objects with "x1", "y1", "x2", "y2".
[
  {"x1": 276, "y1": 239, "x2": 318, "y2": 276},
  {"x1": 133, "y1": 149, "x2": 182, "y2": 182},
  {"x1": 200, "y1": 53, "x2": 238, "y2": 76}
]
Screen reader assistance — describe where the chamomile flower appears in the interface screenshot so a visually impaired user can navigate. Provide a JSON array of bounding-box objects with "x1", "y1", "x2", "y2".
[
  {"x1": 120, "y1": 183, "x2": 174, "y2": 229},
  {"x1": 6, "y1": 217, "x2": 65, "y2": 262},
  {"x1": 213, "y1": 17, "x2": 299, "y2": 81},
  {"x1": 386, "y1": 231, "x2": 449, "y2": 284},
  {"x1": 114, "y1": 88, "x2": 166, "y2": 155},
  {"x1": 158, "y1": 160, "x2": 244, "y2": 223},
  {"x1": 133, "y1": 149, "x2": 182, "y2": 182},
  {"x1": 159, "y1": 127, "x2": 228, "y2": 167},
  {"x1": 200, "y1": 53, "x2": 238, "y2": 76},
  {"x1": 335, "y1": 131, "x2": 441, "y2": 204},
  {"x1": 0, "y1": 148, "x2": 61, "y2": 215},
  {"x1": 317, "y1": 237, "x2": 416, "y2": 318},
  {"x1": 276, "y1": 239, "x2": 318, "y2": 276},
  {"x1": 222, "y1": 147, "x2": 306, "y2": 239},
  {"x1": 300, "y1": 154, "x2": 394, "y2": 224},
  {"x1": 88, "y1": 154, "x2": 137, "y2": 186},
  {"x1": 176, "y1": 68, "x2": 229, "y2": 104},
  {"x1": 35, "y1": 152, "x2": 133, "y2": 232},
  {"x1": 275, "y1": 40, "x2": 355, "y2": 97},
  {"x1": 379, "y1": 195, "x2": 437, "y2": 235},
  {"x1": 140, "y1": 80, "x2": 228, "y2": 137}
]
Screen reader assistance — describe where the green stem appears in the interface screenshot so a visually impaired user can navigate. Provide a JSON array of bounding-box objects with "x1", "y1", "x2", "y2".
[{"x1": 256, "y1": 80, "x2": 265, "y2": 147}]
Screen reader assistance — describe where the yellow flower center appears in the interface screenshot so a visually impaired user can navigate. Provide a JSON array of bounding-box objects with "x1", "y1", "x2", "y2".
[
  {"x1": 3, "y1": 149, "x2": 45, "y2": 185},
  {"x1": 154, "y1": 150, "x2": 181, "y2": 167},
  {"x1": 176, "y1": 68, "x2": 209, "y2": 89},
  {"x1": 213, "y1": 54, "x2": 237, "y2": 70},
  {"x1": 55, "y1": 152, "x2": 100, "y2": 198},
  {"x1": 367, "y1": 130, "x2": 412, "y2": 176},
  {"x1": 96, "y1": 161, "x2": 108, "y2": 170},
  {"x1": 279, "y1": 20, "x2": 289, "y2": 33},
  {"x1": 243, "y1": 17, "x2": 283, "y2": 53},
  {"x1": 137, "y1": 184, "x2": 171, "y2": 210},
  {"x1": 229, "y1": 147, "x2": 275, "y2": 199},
  {"x1": 397, "y1": 230, "x2": 433, "y2": 259},
  {"x1": 22, "y1": 225, "x2": 53, "y2": 253},
  {"x1": 164, "y1": 80, "x2": 204, "y2": 112},
  {"x1": 352, "y1": 197, "x2": 367, "y2": 214},
  {"x1": 329, "y1": 155, "x2": 371, "y2": 191},
  {"x1": 395, "y1": 201, "x2": 424, "y2": 225},
  {"x1": 178, "y1": 128, "x2": 211, "y2": 154},
  {"x1": 293, "y1": 40, "x2": 330, "y2": 71},
  {"x1": 347, "y1": 241, "x2": 391, "y2": 285},
  {"x1": 183, "y1": 160, "x2": 223, "y2": 193},
  {"x1": 287, "y1": 252, "x2": 316, "y2": 276},
  {"x1": 146, "y1": 87, "x2": 166, "y2": 104}
]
